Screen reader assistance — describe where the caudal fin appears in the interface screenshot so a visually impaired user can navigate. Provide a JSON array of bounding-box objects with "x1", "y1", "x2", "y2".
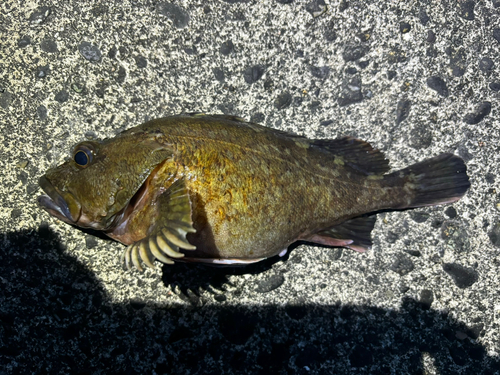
[{"x1": 392, "y1": 153, "x2": 470, "y2": 208}]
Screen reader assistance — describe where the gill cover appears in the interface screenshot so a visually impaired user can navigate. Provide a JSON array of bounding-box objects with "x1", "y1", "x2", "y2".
[{"x1": 42, "y1": 130, "x2": 173, "y2": 229}]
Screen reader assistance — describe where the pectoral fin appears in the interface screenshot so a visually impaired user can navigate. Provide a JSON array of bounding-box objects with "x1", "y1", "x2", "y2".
[
  {"x1": 122, "y1": 177, "x2": 197, "y2": 271},
  {"x1": 306, "y1": 215, "x2": 376, "y2": 253}
]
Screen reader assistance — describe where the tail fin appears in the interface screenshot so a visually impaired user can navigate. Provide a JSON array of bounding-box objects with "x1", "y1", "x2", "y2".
[{"x1": 391, "y1": 153, "x2": 470, "y2": 208}]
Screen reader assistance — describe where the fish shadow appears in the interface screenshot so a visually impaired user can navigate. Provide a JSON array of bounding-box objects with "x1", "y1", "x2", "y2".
[{"x1": 0, "y1": 227, "x2": 499, "y2": 374}]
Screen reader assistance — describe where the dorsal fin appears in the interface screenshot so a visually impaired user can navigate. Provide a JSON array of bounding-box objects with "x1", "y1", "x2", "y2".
[{"x1": 311, "y1": 137, "x2": 389, "y2": 175}]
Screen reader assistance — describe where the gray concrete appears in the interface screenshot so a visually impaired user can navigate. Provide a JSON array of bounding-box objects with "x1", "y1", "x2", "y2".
[{"x1": 1, "y1": 0, "x2": 499, "y2": 374}]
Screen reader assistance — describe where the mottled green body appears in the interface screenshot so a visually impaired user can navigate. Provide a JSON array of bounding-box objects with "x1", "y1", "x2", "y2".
[
  {"x1": 131, "y1": 116, "x2": 397, "y2": 259},
  {"x1": 38, "y1": 114, "x2": 469, "y2": 269}
]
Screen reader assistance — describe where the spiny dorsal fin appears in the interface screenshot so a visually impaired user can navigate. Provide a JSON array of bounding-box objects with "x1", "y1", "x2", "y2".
[
  {"x1": 311, "y1": 137, "x2": 389, "y2": 175},
  {"x1": 122, "y1": 177, "x2": 196, "y2": 271}
]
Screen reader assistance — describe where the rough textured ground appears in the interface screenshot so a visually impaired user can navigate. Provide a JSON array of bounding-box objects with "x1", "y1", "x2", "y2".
[{"x1": 1, "y1": 0, "x2": 500, "y2": 374}]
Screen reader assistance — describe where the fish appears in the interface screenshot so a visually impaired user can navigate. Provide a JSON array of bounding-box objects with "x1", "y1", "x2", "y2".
[{"x1": 38, "y1": 113, "x2": 470, "y2": 272}]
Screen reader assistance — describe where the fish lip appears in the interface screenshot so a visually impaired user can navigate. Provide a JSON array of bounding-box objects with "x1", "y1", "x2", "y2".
[{"x1": 38, "y1": 175, "x2": 81, "y2": 224}]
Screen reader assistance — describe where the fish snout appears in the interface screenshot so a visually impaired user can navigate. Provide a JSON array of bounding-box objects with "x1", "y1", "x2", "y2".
[{"x1": 38, "y1": 175, "x2": 82, "y2": 224}]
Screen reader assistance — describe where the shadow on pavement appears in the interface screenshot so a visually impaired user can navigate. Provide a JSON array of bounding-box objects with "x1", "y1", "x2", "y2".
[{"x1": 0, "y1": 227, "x2": 498, "y2": 374}]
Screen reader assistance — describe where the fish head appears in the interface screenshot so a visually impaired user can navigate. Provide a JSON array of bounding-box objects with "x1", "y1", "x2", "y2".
[{"x1": 38, "y1": 130, "x2": 173, "y2": 231}]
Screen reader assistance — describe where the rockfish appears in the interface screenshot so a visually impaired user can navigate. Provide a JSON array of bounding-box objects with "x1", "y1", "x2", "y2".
[{"x1": 38, "y1": 114, "x2": 470, "y2": 271}]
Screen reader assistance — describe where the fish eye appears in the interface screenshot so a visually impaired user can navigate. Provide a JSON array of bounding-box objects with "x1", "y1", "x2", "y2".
[{"x1": 73, "y1": 145, "x2": 94, "y2": 167}]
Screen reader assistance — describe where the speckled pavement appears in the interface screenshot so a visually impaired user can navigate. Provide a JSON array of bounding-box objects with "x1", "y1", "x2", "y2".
[{"x1": 1, "y1": 1, "x2": 500, "y2": 374}]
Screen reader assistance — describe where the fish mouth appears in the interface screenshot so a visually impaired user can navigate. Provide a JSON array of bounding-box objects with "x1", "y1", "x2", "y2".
[{"x1": 38, "y1": 175, "x2": 82, "y2": 224}]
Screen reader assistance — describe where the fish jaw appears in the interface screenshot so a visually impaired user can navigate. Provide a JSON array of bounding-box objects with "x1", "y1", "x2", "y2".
[{"x1": 38, "y1": 175, "x2": 82, "y2": 225}]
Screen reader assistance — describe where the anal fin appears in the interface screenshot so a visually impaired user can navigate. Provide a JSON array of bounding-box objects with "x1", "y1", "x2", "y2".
[
  {"x1": 306, "y1": 215, "x2": 376, "y2": 253},
  {"x1": 122, "y1": 177, "x2": 197, "y2": 271}
]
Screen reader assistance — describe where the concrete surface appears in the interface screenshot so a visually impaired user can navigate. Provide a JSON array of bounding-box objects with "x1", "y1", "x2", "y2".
[{"x1": 1, "y1": 0, "x2": 500, "y2": 374}]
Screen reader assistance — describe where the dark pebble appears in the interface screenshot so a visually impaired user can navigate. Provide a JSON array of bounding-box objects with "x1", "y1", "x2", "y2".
[
  {"x1": 457, "y1": 1, "x2": 475, "y2": 20},
  {"x1": 396, "y1": 99, "x2": 411, "y2": 124},
  {"x1": 400, "y1": 22, "x2": 411, "y2": 33},
  {"x1": 274, "y1": 92, "x2": 292, "y2": 109},
  {"x1": 409, "y1": 124, "x2": 432, "y2": 149},
  {"x1": 478, "y1": 57, "x2": 494, "y2": 73},
  {"x1": 0, "y1": 91, "x2": 12, "y2": 109},
  {"x1": 463, "y1": 102, "x2": 491, "y2": 124},
  {"x1": 411, "y1": 212, "x2": 429, "y2": 223},
  {"x1": 387, "y1": 70, "x2": 397, "y2": 80},
  {"x1": 309, "y1": 65, "x2": 330, "y2": 79},
  {"x1": 40, "y1": 39, "x2": 58, "y2": 53},
  {"x1": 85, "y1": 236, "x2": 98, "y2": 249},
  {"x1": 214, "y1": 294, "x2": 226, "y2": 302},
  {"x1": 213, "y1": 67, "x2": 225, "y2": 82},
  {"x1": 156, "y1": 3, "x2": 190, "y2": 29},
  {"x1": 129, "y1": 299, "x2": 146, "y2": 310},
  {"x1": 85, "y1": 131, "x2": 98, "y2": 139},
  {"x1": 339, "y1": 0, "x2": 348, "y2": 11},
  {"x1": 220, "y1": 40, "x2": 234, "y2": 56},
  {"x1": 324, "y1": 28, "x2": 336, "y2": 42},
  {"x1": 36, "y1": 65, "x2": 49, "y2": 79},
  {"x1": 494, "y1": 28, "x2": 500, "y2": 44},
  {"x1": 18, "y1": 35, "x2": 31, "y2": 48},
  {"x1": 427, "y1": 30, "x2": 436, "y2": 43},
  {"x1": 54, "y1": 90, "x2": 69, "y2": 103},
  {"x1": 134, "y1": 55, "x2": 147, "y2": 68},
  {"x1": 346, "y1": 67, "x2": 357, "y2": 75},
  {"x1": 386, "y1": 231, "x2": 398, "y2": 243},
  {"x1": 11, "y1": 209, "x2": 22, "y2": 219},
  {"x1": 243, "y1": 65, "x2": 265, "y2": 84},
  {"x1": 426, "y1": 76, "x2": 448, "y2": 97},
  {"x1": 444, "y1": 207, "x2": 457, "y2": 219},
  {"x1": 29, "y1": 6, "x2": 51, "y2": 25},
  {"x1": 277, "y1": 0, "x2": 294, "y2": 3},
  {"x1": 320, "y1": 119, "x2": 333, "y2": 126},
  {"x1": 494, "y1": 0, "x2": 500, "y2": 8},
  {"x1": 489, "y1": 81, "x2": 500, "y2": 91},
  {"x1": 431, "y1": 218, "x2": 444, "y2": 229},
  {"x1": 250, "y1": 112, "x2": 265, "y2": 123},
  {"x1": 442, "y1": 263, "x2": 478, "y2": 288},
  {"x1": 116, "y1": 66, "x2": 126, "y2": 84},
  {"x1": 419, "y1": 289, "x2": 434, "y2": 310},
  {"x1": 256, "y1": 273, "x2": 285, "y2": 293},
  {"x1": 485, "y1": 172, "x2": 495, "y2": 184},
  {"x1": 342, "y1": 44, "x2": 369, "y2": 62},
  {"x1": 337, "y1": 77, "x2": 363, "y2": 107},
  {"x1": 419, "y1": 9, "x2": 430, "y2": 25},
  {"x1": 489, "y1": 222, "x2": 500, "y2": 247},
  {"x1": 79, "y1": 42, "x2": 102, "y2": 62},
  {"x1": 357, "y1": 60, "x2": 369, "y2": 69},
  {"x1": 108, "y1": 46, "x2": 117, "y2": 59},
  {"x1": 118, "y1": 46, "x2": 129, "y2": 58},
  {"x1": 390, "y1": 254, "x2": 414, "y2": 276},
  {"x1": 305, "y1": 0, "x2": 327, "y2": 18},
  {"x1": 449, "y1": 48, "x2": 467, "y2": 77},
  {"x1": 37, "y1": 105, "x2": 47, "y2": 120},
  {"x1": 404, "y1": 250, "x2": 421, "y2": 257}
]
